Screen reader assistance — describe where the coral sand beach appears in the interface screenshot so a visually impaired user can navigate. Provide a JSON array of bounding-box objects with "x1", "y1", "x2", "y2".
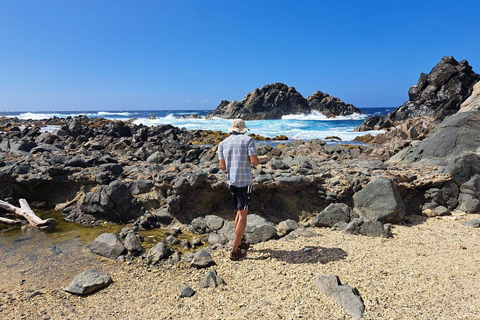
[{"x1": 1, "y1": 56, "x2": 480, "y2": 319}]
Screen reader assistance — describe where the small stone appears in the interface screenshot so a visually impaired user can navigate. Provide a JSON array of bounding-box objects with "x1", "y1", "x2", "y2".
[
  {"x1": 461, "y1": 219, "x2": 480, "y2": 228},
  {"x1": 180, "y1": 286, "x2": 195, "y2": 298}
]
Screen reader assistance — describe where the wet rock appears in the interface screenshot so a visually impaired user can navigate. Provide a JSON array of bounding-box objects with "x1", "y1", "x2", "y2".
[
  {"x1": 64, "y1": 270, "x2": 112, "y2": 295},
  {"x1": 90, "y1": 233, "x2": 126, "y2": 259}
]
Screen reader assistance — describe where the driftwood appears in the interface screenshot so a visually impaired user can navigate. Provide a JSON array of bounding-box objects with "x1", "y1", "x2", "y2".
[{"x1": 0, "y1": 199, "x2": 58, "y2": 230}]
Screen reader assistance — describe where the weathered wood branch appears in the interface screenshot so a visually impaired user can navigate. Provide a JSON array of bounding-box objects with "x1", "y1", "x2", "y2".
[
  {"x1": 0, "y1": 216, "x2": 23, "y2": 225},
  {"x1": 0, "y1": 199, "x2": 58, "y2": 230}
]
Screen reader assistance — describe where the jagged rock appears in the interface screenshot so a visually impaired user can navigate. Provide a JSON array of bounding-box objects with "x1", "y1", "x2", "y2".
[
  {"x1": 147, "y1": 242, "x2": 172, "y2": 264},
  {"x1": 458, "y1": 175, "x2": 480, "y2": 213},
  {"x1": 307, "y1": 91, "x2": 362, "y2": 116},
  {"x1": 357, "y1": 56, "x2": 480, "y2": 131},
  {"x1": 180, "y1": 286, "x2": 195, "y2": 298},
  {"x1": 353, "y1": 178, "x2": 405, "y2": 223},
  {"x1": 208, "y1": 83, "x2": 310, "y2": 120},
  {"x1": 244, "y1": 214, "x2": 277, "y2": 244},
  {"x1": 124, "y1": 232, "x2": 142, "y2": 254},
  {"x1": 90, "y1": 233, "x2": 126, "y2": 259},
  {"x1": 199, "y1": 269, "x2": 226, "y2": 288},
  {"x1": 312, "y1": 203, "x2": 350, "y2": 227},
  {"x1": 190, "y1": 249, "x2": 215, "y2": 268},
  {"x1": 313, "y1": 275, "x2": 365, "y2": 319},
  {"x1": 64, "y1": 270, "x2": 112, "y2": 295}
]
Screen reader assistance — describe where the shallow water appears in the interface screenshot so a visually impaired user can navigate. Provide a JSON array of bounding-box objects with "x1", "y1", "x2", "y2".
[{"x1": 0, "y1": 210, "x2": 203, "y2": 291}]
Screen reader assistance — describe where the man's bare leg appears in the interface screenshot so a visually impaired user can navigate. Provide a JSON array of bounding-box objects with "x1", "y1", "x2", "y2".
[{"x1": 232, "y1": 209, "x2": 248, "y2": 253}]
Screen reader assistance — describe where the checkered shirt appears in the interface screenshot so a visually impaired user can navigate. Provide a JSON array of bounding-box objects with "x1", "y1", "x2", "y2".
[{"x1": 218, "y1": 132, "x2": 257, "y2": 187}]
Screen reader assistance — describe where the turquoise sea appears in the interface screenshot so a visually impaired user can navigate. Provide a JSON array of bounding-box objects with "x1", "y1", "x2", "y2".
[{"x1": 1, "y1": 107, "x2": 391, "y2": 141}]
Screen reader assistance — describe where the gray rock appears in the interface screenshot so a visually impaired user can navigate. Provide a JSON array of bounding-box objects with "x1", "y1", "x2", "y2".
[
  {"x1": 152, "y1": 208, "x2": 174, "y2": 225},
  {"x1": 277, "y1": 219, "x2": 299, "y2": 236},
  {"x1": 147, "y1": 242, "x2": 172, "y2": 264},
  {"x1": 165, "y1": 235, "x2": 180, "y2": 245},
  {"x1": 312, "y1": 203, "x2": 350, "y2": 227},
  {"x1": 124, "y1": 232, "x2": 142, "y2": 254},
  {"x1": 313, "y1": 275, "x2": 365, "y2": 319},
  {"x1": 190, "y1": 217, "x2": 207, "y2": 234},
  {"x1": 353, "y1": 178, "x2": 405, "y2": 223},
  {"x1": 345, "y1": 219, "x2": 392, "y2": 238},
  {"x1": 64, "y1": 270, "x2": 112, "y2": 295},
  {"x1": 244, "y1": 214, "x2": 277, "y2": 244},
  {"x1": 199, "y1": 269, "x2": 226, "y2": 289},
  {"x1": 461, "y1": 219, "x2": 480, "y2": 228},
  {"x1": 208, "y1": 233, "x2": 229, "y2": 247},
  {"x1": 204, "y1": 215, "x2": 225, "y2": 232},
  {"x1": 433, "y1": 206, "x2": 449, "y2": 216},
  {"x1": 90, "y1": 233, "x2": 126, "y2": 259},
  {"x1": 459, "y1": 175, "x2": 480, "y2": 213},
  {"x1": 191, "y1": 249, "x2": 215, "y2": 268},
  {"x1": 180, "y1": 286, "x2": 195, "y2": 298}
]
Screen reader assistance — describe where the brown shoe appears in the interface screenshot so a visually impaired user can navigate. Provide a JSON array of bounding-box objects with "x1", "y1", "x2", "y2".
[
  {"x1": 230, "y1": 248, "x2": 247, "y2": 261},
  {"x1": 239, "y1": 239, "x2": 251, "y2": 251}
]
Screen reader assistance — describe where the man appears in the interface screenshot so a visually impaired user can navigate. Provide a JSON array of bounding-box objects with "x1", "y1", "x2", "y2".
[{"x1": 218, "y1": 119, "x2": 259, "y2": 261}]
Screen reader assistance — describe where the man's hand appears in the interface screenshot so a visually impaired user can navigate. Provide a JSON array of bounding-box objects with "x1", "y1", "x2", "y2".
[
  {"x1": 219, "y1": 159, "x2": 226, "y2": 171},
  {"x1": 249, "y1": 155, "x2": 259, "y2": 166}
]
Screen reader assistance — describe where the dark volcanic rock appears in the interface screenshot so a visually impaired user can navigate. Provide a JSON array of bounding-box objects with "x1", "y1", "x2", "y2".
[
  {"x1": 209, "y1": 83, "x2": 361, "y2": 120},
  {"x1": 91, "y1": 233, "x2": 126, "y2": 259},
  {"x1": 307, "y1": 91, "x2": 362, "y2": 117},
  {"x1": 312, "y1": 203, "x2": 350, "y2": 227},
  {"x1": 353, "y1": 178, "x2": 405, "y2": 223},
  {"x1": 357, "y1": 56, "x2": 480, "y2": 130},
  {"x1": 208, "y1": 83, "x2": 310, "y2": 120}
]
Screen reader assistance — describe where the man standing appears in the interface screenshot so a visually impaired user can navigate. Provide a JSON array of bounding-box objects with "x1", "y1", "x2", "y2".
[{"x1": 218, "y1": 119, "x2": 259, "y2": 260}]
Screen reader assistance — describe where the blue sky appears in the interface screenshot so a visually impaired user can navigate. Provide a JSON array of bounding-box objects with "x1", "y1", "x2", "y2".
[{"x1": 1, "y1": 0, "x2": 479, "y2": 112}]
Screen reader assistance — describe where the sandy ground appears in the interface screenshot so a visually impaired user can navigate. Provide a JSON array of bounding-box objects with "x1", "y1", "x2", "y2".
[{"x1": 1, "y1": 214, "x2": 480, "y2": 320}]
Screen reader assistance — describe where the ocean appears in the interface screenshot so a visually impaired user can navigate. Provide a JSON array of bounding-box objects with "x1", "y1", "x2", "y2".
[{"x1": 1, "y1": 107, "x2": 392, "y2": 141}]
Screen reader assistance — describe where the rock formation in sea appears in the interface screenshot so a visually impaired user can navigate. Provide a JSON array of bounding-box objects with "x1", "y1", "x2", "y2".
[
  {"x1": 357, "y1": 56, "x2": 480, "y2": 131},
  {"x1": 307, "y1": 91, "x2": 362, "y2": 117},
  {"x1": 207, "y1": 82, "x2": 361, "y2": 120}
]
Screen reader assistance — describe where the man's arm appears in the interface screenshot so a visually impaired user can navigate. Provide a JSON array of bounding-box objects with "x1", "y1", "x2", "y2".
[
  {"x1": 249, "y1": 155, "x2": 259, "y2": 166},
  {"x1": 219, "y1": 159, "x2": 226, "y2": 171}
]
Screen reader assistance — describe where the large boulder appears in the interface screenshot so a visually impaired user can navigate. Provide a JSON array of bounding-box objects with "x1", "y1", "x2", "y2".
[
  {"x1": 357, "y1": 56, "x2": 480, "y2": 131},
  {"x1": 353, "y1": 178, "x2": 405, "y2": 223}
]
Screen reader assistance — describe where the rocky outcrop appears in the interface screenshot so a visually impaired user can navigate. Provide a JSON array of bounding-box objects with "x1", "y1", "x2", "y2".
[
  {"x1": 208, "y1": 83, "x2": 360, "y2": 120},
  {"x1": 307, "y1": 91, "x2": 362, "y2": 117},
  {"x1": 357, "y1": 56, "x2": 480, "y2": 131}
]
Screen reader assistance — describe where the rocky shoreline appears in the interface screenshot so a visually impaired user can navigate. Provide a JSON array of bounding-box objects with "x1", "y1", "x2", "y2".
[{"x1": 2, "y1": 56, "x2": 480, "y2": 319}]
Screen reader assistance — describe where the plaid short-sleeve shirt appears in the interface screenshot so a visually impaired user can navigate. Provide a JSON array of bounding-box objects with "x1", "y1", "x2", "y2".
[{"x1": 218, "y1": 132, "x2": 257, "y2": 187}]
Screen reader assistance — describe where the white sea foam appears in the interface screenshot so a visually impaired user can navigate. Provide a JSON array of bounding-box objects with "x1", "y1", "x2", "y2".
[
  {"x1": 97, "y1": 111, "x2": 132, "y2": 116},
  {"x1": 10, "y1": 112, "x2": 64, "y2": 120},
  {"x1": 282, "y1": 110, "x2": 368, "y2": 121}
]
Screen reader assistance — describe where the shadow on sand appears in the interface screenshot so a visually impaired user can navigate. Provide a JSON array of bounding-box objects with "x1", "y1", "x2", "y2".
[{"x1": 248, "y1": 246, "x2": 347, "y2": 264}]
